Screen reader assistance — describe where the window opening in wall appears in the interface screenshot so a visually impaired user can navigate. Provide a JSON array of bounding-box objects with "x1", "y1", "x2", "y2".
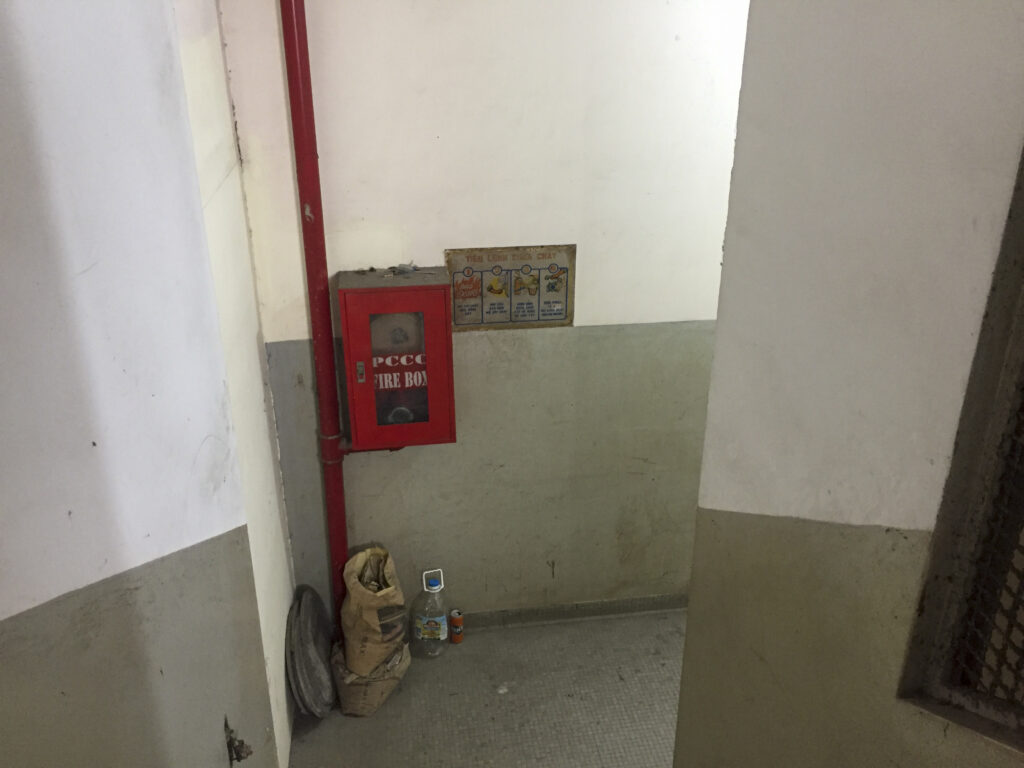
[
  {"x1": 902, "y1": 153, "x2": 1024, "y2": 750},
  {"x1": 945, "y1": 368, "x2": 1024, "y2": 728}
]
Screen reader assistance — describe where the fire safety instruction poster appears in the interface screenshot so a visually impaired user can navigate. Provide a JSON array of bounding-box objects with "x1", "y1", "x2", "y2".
[{"x1": 445, "y1": 244, "x2": 575, "y2": 331}]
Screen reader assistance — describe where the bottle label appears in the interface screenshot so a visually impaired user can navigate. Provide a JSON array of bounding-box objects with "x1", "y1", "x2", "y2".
[{"x1": 414, "y1": 614, "x2": 448, "y2": 641}]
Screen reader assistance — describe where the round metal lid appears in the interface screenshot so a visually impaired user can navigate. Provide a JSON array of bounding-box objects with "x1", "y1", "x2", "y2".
[{"x1": 285, "y1": 585, "x2": 336, "y2": 718}]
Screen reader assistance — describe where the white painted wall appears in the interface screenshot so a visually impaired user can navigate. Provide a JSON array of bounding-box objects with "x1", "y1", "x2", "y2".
[
  {"x1": 173, "y1": 2, "x2": 295, "y2": 764},
  {"x1": 0, "y1": 1, "x2": 245, "y2": 620},
  {"x1": 222, "y1": 0, "x2": 750, "y2": 342},
  {"x1": 220, "y1": 0, "x2": 309, "y2": 345},
  {"x1": 699, "y1": 0, "x2": 1024, "y2": 531}
]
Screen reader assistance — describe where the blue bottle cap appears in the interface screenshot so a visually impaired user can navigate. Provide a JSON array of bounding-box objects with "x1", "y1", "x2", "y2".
[{"x1": 428, "y1": 578, "x2": 440, "y2": 588}]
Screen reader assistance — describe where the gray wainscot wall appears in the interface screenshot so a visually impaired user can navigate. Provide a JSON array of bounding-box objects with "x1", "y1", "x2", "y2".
[
  {"x1": 674, "y1": 509, "x2": 1024, "y2": 768},
  {"x1": 268, "y1": 321, "x2": 714, "y2": 615},
  {"x1": 0, "y1": 527, "x2": 278, "y2": 768}
]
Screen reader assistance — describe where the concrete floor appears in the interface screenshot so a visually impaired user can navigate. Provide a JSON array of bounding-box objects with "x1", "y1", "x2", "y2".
[{"x1": 291, "y1": 609, "x2": 686, "y2": 768}]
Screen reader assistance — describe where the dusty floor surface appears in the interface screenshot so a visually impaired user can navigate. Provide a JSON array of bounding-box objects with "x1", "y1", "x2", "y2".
[{"x1": 291, "y1": 609, "x2": 686, "y2": 768}]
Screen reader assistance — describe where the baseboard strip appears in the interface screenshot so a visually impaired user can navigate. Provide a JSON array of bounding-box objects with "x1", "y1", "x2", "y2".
[{"x1": 466, "y1": 593, "x2": 686, "y2": 629}]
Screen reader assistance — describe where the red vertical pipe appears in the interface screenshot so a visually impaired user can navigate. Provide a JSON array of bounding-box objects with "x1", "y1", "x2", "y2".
[{"x1": 278, "y1": 0, "x2": 349, "y2": 618}]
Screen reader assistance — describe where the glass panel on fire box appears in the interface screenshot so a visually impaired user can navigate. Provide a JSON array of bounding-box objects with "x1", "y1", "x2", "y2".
[{"x1": 369, "y1": 312, "x2": 429, "y2": 426}]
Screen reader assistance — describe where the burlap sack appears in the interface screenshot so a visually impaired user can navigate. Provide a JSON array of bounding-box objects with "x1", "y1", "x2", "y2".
[
  {"x1": 341, "y1": 547, "x2": 406, "y2": 676},
  {"x1": 331, "y1": 641, "x2": 410, "y2": 717}
]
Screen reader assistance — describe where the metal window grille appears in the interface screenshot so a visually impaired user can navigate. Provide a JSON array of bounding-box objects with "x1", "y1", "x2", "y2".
[
  {"x1": 905, "y1": 152, "x2": 1024, "y2": 747},
  {"x1": 944, "y1": 369, "x2": 1024, "y2": 729}
]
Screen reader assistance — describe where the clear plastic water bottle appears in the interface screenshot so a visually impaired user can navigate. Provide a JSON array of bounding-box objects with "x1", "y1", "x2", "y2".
[{"x1": 410, "y1": 568, "x2": 448, "y2": 658}]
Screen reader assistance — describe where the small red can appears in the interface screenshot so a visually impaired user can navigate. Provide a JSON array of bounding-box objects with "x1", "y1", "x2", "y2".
[{"x1": 450, "y1": 609, "x2": 464, "y2": 644}]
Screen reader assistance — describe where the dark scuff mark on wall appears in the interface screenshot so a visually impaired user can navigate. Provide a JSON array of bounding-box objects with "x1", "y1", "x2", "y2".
[{"x1": 224, "y1": 717, "x2": 252, "y2": 764}]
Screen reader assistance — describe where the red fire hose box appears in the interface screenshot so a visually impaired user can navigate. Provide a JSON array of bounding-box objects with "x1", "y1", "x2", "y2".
[{"x1": 332, "y1": 267, "x2": 456, "y2": 451}]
